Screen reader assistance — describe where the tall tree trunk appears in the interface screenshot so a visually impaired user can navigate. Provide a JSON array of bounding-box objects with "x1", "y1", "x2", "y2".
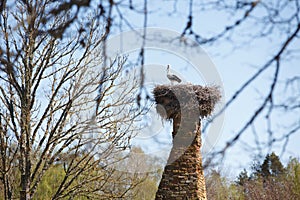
[{"x1": 20, "y1": 37, "x2": 33, "y2": 200}]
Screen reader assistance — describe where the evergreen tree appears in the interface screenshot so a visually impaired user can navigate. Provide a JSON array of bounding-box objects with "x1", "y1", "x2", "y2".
[
  {"x1": 260, "y1": 154, "x2": 271, "y2": 177},
  {"x1": 233, "y1": 153, "x2": 298, "y2": 200},
  {"x1": 269, "y1": 152, "x2": 285, "y2": 176},
  {"x1": 259, "y1": 152, "x2": 285, "y2": 178},
  {"x1": 236, "y1": 169, "x2": 249, "y2": 186}
]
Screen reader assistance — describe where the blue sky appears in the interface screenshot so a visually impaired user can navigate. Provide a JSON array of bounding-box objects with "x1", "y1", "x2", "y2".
[{"x1": 108, "y1": 0, "x2": 300, "y2": 177}]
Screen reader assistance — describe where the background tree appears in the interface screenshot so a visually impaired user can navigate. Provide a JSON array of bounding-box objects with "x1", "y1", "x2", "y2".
[
  {"x1": 205, "y1": 169, "x2": 229, "y2": 200},
  {"x1": 259, "y1": 152, "x2": 285, "y2": 178},
  {"x1": 206, "y1": 153, "x2": 300, "y2": 200},
  {"x1": 286, "y1": 157, "x2": 300, "y2": 197},
  {"x1": 205, "y1": 169, "x2": 243, "y2": 200},
  {"x1": 235, "y1": 152, "x2": 298, "y2": 200},
  {"x1": 118, "y1": 146, "x2": 163, "y2": 200},
  {"x1": 236, "y1": 169, "x2": 249, "y2": 187},
  {"x1": 0, "y1": 1, "x2": 147, "y2": 199}
]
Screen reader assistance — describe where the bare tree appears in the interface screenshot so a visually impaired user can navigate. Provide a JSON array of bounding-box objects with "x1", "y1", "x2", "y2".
[{"x1": 0, "y1": 1, "x2": 146, "y2": 199}]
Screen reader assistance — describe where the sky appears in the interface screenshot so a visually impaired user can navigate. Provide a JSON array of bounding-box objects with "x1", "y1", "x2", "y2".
[{"x1": 105, "y1": 0, "x2": 300, "y2": 177}]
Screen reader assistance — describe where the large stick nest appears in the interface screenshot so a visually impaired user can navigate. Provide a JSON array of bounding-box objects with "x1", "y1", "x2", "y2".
[{"x1": 153, "y1": 84, "x2": 221, "y2": 120}]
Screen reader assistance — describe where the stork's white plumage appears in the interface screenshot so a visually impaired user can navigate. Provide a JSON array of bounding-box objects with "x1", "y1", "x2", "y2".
[{"x1": 167, "y1": 64, "x2": 181, "y2": 84}]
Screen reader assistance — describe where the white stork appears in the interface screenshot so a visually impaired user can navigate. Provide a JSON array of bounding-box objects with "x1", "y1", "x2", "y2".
[{"x1": 167, "y1": 64, "x2": 181, "y2": 84}]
